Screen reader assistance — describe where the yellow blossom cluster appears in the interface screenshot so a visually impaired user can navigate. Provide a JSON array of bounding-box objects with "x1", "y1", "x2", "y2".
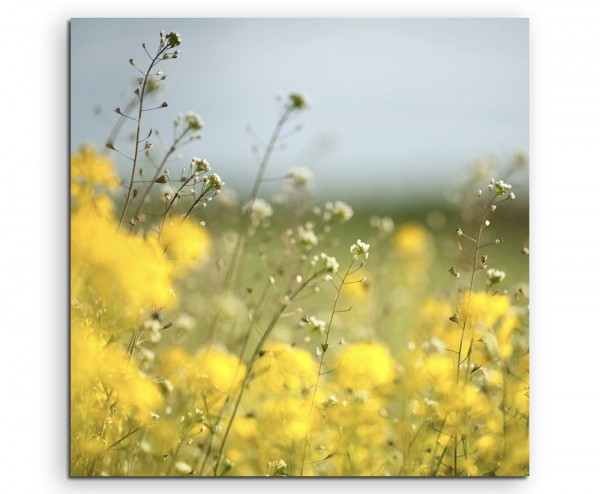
[
  {"x1": 396, "y1": 291, "x2": 529, "y2": 476},
  {"x1": 70, "y1": 148, "x2": 212, "y2": 476},
  {"x1": 70, "y1": 147, "x2": 528, "y2": 477}
]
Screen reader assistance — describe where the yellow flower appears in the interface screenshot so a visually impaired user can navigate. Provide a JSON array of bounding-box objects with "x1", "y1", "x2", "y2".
[
  {"x1": 474, "y1": 434, "x2": 502, "y2": 462},
  {"x1": 71, "y1": 209, "x2": 175, "y2": 312},
  {"x1": 463, "y1": 458, "x2": 479, "y2": 476},
  {"x1": 505, "y1": 379, "x2": 529, "y2": 417},
  {"x1": 70, "y1": 318, "x2": 103, "y2": 393},
  {"x1": 467, "y1": 292, "x2": 511, "y2": 328},
  {"x1": 69, "y1": 149, "x2": 181, "y2": 318},
  {"x1": 160, "y1": 219, "x2": 212, "y2": 269},
  {"x1": 71, "y1": 147, "x2": 118, "y2": 217},
  {"x1": 252, "y1": 342, "x2": 317, "y2": 393},
  {"x1": 422, "y1": 354, "x2": 455, "y2": 395},
  {"x1": 393, "y1": 222, "x2": 431, "y2": 256},
  {"x1": 263, "y1": 396, "x2": 310, "y2": 441},
  {"x1": 71, "y1": 324, "x2": 163, "y2": 424},
  {"x1": 191, "y1": 347, "x2": 246, "y2": 410},
  {"x1": 496, "y1": 436, "x2": 529, "y2": 476},
  {"x1": 145, "y1": 419, "x2": 181, "y2": 453},
  {"x1": 71, "y1": 147, "x2": 117, "y2": 190},
  {"x1": 110, "y1": 363, "x2": 163, "y2": 422},
  {"x1": 340, "y1": 270, "x2": 371, "y2": 305},
  {"x1": 496, "y1": 315, "x2": 518, "y2": 358},
  {"x1": 232, "y1": 415, "x2": 258, "y2": 440},
  {"x1": 157, "y1": 346, "x2": 193, "y2": 388},
  {"x1": 335, "y1": 342, "x2": 396, "y2": 391}
]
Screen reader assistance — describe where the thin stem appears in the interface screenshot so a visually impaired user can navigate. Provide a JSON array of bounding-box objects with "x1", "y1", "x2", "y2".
[
  {"x1": 181, "y1": 188, "x2": 214, "y2": 222},
  {"x1": 198, "y1": 434, "x2": 215, "y2": 477},
  {"x1": 456, "y1": 196, "x2": 496, "y2": 383},
  {"x1": 300, "y1": 259, "x2": 356, "y2": 476},
  {"x1": 223, "y1": 108, "x2": 293, "y2": 291},
  {"x1": 212, "y1": 273, "x2": 318, "y2": 476},
  {"x1": 155, "y1": 175, "x2": 201, "y2": 243},
  {"x1": 197, "y1": 281, "x2": 273, "y2": 477},
  {"x1": 104, "y1": 424, "x2": 145, "y2": 451},
  {"x1": 204, "y1": 106, "x2": 296, "y2": 344},
  {"x1": 451, "y1": 192, "x2": 499, "y2": 476},
  {"x1": 198, "y1": 210, "x2": 315, "y2": 475},
  {"x1": 103, "y1": 98, "x2": 137, "y2": 157},
  {"x1": 165, "y1": 429, "x2": 187, "y2": 475},
  {"x1": 128, "y1": 130, "x2": 193, "y2": 229},
  {"x1": 117, "y1": 46, "x2": 168, "y2": 231}
]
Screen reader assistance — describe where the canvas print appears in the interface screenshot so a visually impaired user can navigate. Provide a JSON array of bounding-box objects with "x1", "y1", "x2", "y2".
[{"x1": 70, "y1": 19, "x2": 529, "y2": 477}]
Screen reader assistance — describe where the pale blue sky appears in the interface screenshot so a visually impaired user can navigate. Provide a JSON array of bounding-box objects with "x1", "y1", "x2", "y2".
[{"x1": 71, "y1": 18, "x2": 528, "y2": 203}]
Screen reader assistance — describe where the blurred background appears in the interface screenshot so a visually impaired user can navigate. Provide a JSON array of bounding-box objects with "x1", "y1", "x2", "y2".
[{"x1": 71, "y1": 18, "x2": 528, "y2": 210}]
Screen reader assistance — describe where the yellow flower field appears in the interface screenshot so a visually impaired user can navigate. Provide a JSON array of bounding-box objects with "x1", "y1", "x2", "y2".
[{"x1": 70, "y1": 29, "x2": 529, "y2": 477}]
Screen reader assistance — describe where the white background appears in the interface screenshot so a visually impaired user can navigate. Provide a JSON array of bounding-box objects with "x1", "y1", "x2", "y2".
[{"x1": 2, "y1": 0, "x2": 599, "y2": 492}]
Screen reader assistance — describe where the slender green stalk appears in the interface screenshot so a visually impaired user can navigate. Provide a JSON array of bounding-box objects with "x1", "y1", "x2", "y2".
[
  {"x1": 300, "y1": 260, "x2": 356, "y2": 476},
  {"x1": 116, "y1": 40, "x2": 175, "y2": 231},
  {"x1": 456, "y1": 198, "x2": 493, "y2": 383},
  {"x1": 212, "y1": 273, "x2": 319, "y2": 476},
  {"x1": 103, "y1": 98, "x2": 137, "y2": 156},
  {"x1": 223, "y1": 107, "x2": 293, "y2": 288},
  {"x1": 450, "y1": 184, "x2": 513, "y2": 475},
  {"x1": 198, "y1": 197, "x2": 323, "y2": 476},
  {"x1": 198, "y1": 434, "x2": 214, "y2": 476},
  {"x1": 165, "y1": 430, "x2": 187, "y2": 475},
  {"x1": 128, "y1": 129, "x2": 193, "y2": 230},
  {"x1": 197, "y1": 278, "x2": 273, "y2": 476},
  {"x1": 450, "y1": 201, "x2": 492, "y2": 476},
  {"x1": 205, "y1": 105, "x2": 296, "y2": 343}
]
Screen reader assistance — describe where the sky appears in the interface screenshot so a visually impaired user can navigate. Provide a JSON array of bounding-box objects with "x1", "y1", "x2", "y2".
[{"x1": 71, "y1": 18, "x2": 528, "y2": 204}]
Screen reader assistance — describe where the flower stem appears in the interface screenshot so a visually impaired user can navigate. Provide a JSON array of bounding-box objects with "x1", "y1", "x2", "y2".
[
  {"x1": 300, "y1": 259, "x2": 355, "y2": 476},
  {"x1": 117, "y1": 46, "x2": 168, "y2": 231}
]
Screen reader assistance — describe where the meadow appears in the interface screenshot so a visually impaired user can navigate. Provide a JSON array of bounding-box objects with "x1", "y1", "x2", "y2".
[{"x1": 70, "y1": 30, "x2": 529, "y2": 477}]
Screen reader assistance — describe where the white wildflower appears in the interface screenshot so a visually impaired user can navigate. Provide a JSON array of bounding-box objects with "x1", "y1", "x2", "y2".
[
  {"x1": 319, "y1": 253, "x2": 339, "y2": 274},
  {"x1": 486, "y1": 268, "x2": 506, "y2": 284},
  {"x1": 267, "y1": 459, "x2": 288, "y2": 477},
  {"x1": 287, "y1": 167, "x2": 313, "y2": 186},
  {"x1": 370, "y1": 215, "x2": 394, "y2": 234},
  {"x1": 494, "y1": 179, "x2": 513, "y2": 195},
  {"x1": 350, "y1": 239, "x2": 370, "y2": 259},
  {"x1": 243, "y1": 198, "x2": 273, "y2": 223},
  {"x1": 208, "y1": 173, "x2": 225, "y2": 190},
  {"x1": 191, "y1": 157, "x2": 210, "y2": 173},
  {"x1": 324, "y1": 395, "x2": 339, "y2": 408},
  {"x1": 174, "y1": 461, "x2": 191, "y2": 474},
  {"x1": 307, "y1": 316, "x2": 326, "y2": 333},
  {"x1": 166, "y1": 31, "x2": 182, "y2": 48},
  {"x1": 297, "y1": 224, "x2": 318, "y2": 248},
  {"x1": 326, "y1": 200, "x2": 354, "y2": 223},
  {"x1": 143, "y1": 318, "x2": 162, "y2": 333},
  {"x1": 176, "y1": 313, "x2": 196, "y2": 331},
  {"x1": 184, "y1": 111, "x2": 203, "y2": 131},
  {"x1": 287, "y1": 93, "x2": 310, "y2": 110}
]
